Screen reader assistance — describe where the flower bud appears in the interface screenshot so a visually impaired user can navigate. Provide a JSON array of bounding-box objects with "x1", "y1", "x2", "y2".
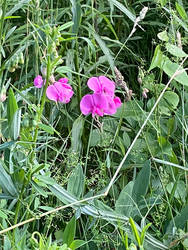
[
  {"x1": 19, "y1": 52, "x2": 24, "y2": 64},
  {"x1": 34, "y1": 75, "x2": 44, "y2": 88},
  {"x1": 0, "y1": 87, "x2": 6, "y2": 102},
  {"x1": 8, "y1": 67, "x2": 16, "y2": 72},
  {"x1": 142, "y1": 88, "x2": 149, "y2": 98}
]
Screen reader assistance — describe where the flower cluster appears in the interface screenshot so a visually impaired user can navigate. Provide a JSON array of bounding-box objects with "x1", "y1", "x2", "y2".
[
  {"x1": 33, "y1": 75, "x2": 73, "y2": 104},
  {"x1": 80, "y1": 76, "x2": 122, "y2": 117},
  {"x1": 33, "y1": 74, "x2": 121, "y2": 116}
]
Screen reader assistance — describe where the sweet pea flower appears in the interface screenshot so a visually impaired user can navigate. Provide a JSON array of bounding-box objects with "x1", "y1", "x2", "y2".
[
  {"x1": 80, "y1": 94, "x2": 121, "y2": 117},
  {"x1": 80, "y1": 76, "x2": 122, "y2": 117},
  {"x1": 34, "y1": 75, "x2": 44, "y2": 88},
  {"x1": 80, "y1": 93, "x2": 109, "y2": 117},
  {"x1": 46, "y1": 78, "x2": 73, "y2": 103},
  {"x1": 87, "y1": 76, "x2": 115, "y2": 96}
]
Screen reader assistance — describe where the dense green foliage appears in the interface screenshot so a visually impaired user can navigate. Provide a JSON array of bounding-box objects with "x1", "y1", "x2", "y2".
[{"x1": 0, "y1": 0, "x2": 188, "y2": 249}]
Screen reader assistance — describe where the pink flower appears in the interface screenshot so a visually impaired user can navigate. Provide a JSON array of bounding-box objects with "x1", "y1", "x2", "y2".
[
  {"x1": 87, "y1": 76, "x2": 115, "y2": 96},
  {"x1": 46, "y1": 79, "x2": 73, "y2": 103},
  {"x1": 80, "y1": 76, "x2": 122, "y2": 117},
  {"x1": 80, "y1": 93, "x2": 108, "y2": 117},
  {"x1": 58, "y1": 78, "x2": 69, "y2": 84},
  {"x1": 34, "y1": 75, "x2": 44, "y2": 88}
]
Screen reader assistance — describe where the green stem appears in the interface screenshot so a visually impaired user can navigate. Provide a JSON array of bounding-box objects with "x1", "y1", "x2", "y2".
[
  {"x1": 13, "y1": 173, "x2": 30, "y2": 245},
  {"x1": 75, "y1": 39, "x2": 81, "y2": 107},
  {"x1": 0, "y1": 0, "x2": 6, "y2": 68},
  {"x1": 84, "y1": 118, "x2": 94, "y2": 176},
  {"x1": 31, "y1": 55, "x2": 51, "y2": 161}
]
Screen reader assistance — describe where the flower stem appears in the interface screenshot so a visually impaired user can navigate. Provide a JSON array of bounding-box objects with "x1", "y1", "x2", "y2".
[
  {"x1": 31, "y1": 55, "x2": 51, "y2": 160},
  {"x1": 75, "y1": 39, "x2": 81, "y2": 107}
]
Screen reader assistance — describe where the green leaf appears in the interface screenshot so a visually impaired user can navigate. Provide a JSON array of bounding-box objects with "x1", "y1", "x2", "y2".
[
  {"x1": 35, "y1": 175, "x2": 56, "y2": 185},
  {"x1": 70, "y1": 0, "x2": 81, "y2": 35},
  {"x1": 38, "y1": 123, "x2": 54, "y2": 135},
  {"x1": 149, "y1": 45, "x2": 163, "y2": 71},
  {"x1": 31, "y1": 181, "x2": 48, "y2": 198},
  {"x1": 132, "y1": 160, "x2": 151, "y2": 203},
  {"x1": 140, "y1": 223, "x2": 152, "y2": 245},
  {"x1": 69, "y1": 240, "x2": 85, "y2": 250},
  {"x1": 4, "y1": 236, "x2": 11, "y2": 250},
  {"x1": 157, "y1": 136, "x2": 173, "y2": 156},
  {"x1": 123, "y1": 131, "x2": 131, "y2": 148},
  {"x1": 160, "y1": 0, "x2": 167, "y2": 7},
  {"x1": 159, "y1": 91, "x2": 179, "y2": 115},
  {"x1": 49, "y1": 184, "x2": 77, "y2": 205},
  {"x1": 67, "y1": 164, "x2": 84, "y2": 198},
  {"x1": 0, "y1": 160, "x2": 17, "y2": 196},
  {"x1": 58, "y1": 21, "x2": 74, "y2": 31},
  {"x1": 56, "y1": 66, "x2": 73, "y2": 74},
  {"x1": 10, "y1": 109, "x2": 21, "y2": 140},
  {"x1": 7, "y1": 88, "x2": 18, "y2": 126},
  {"x1": 167, "y1": 117, "x2": 177, "y2": 136},
  {"x1": 71, "y1": 117, "x2": 84, "y2": 153},
  {"x1": 160, "y1": 56, "x2": 188, "y2": 86},
  {"x1": 0, "y1": 141, "x2": 15, "y2": 151},
  {"x1": 5, "y1": 0, "x2": 30, "y2": 16},
  {"x1": 166, "y1": 180, "x2": 186, "y2": 202},
  {"x1": 115, "y1": 181, "x2": 134, "y2": 217},
  {"x1": 109, "y1": 0, "x2": 136, "y2": 22},
  {"x1": 93, "y1": 32, "x2": 114, "y2": 72},
  {"x1": 166, "y1": 43, "x2": 187, "y2": 57},
  {"x1": 162, "y1": 91, "x2": 179, "y2": 109},
  {"x1": 129, "y1": 217, "x2": 141, "y2": 246},
  {"x1": 175, "y1": 2, "x2": 187, "y2": 20},
  {"x1": 63, "y1": 216, "x2": 76, "y2": 246},
  {"x1": 90, "y1": 129, "x2": 101, "y2": 147},
  {"x1": 0, "y1": 210, "x2": 8, "y2": 219},
  {"x1": 39, "y1": 206, "x2": 54, "y2": 211},
  {"x1": 157, "y1": 30, "x2": 169, "y2": 42},
  {"x1": 166, "y1": 204, "x2": 188, "y2": 233}
]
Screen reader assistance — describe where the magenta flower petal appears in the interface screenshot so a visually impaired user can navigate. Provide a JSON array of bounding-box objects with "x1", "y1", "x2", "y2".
[
  {"x1": 61, "y1": 82, "x2": 73, "y2": 90},
  {"x1": 99, "y1": 76, "x2": 115, "y2": 96},
  {"x1": 46, "y1": 85, "x2": 59, "y2": 102},
  {"x1": 53, "y1": 82, "x2": 73, "y2": 103},
  {"x1": 80, "y1": 94, "x2": 94, "y2": 115},
  {"x1": 34, "y1": 75, "x2": 44, "y2": 88},
  {"x1": 87, "y1": 77, "x2": 101, "y2": 93},
  {"x1": 113, "y1": 97, "x2": 122, "y2": 108},
  {"x1": 103, "y1": 95, "x2": 117, "y2": 115},
  {"x1": 58, "y1": 78, "x2": 69, "y2": 84},
  {"x1": 92, "y1": 93, "x2": 108, "y2": 110}
]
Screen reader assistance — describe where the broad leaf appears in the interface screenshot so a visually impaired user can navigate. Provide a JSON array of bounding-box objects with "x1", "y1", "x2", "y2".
[
  {"x1": 63, "y1": 216, "x2": 76, "y2": 246},
  {"x1": 166, "y1": 204, "x2": 188, "y2": 233},
  {"x1": 132, "y1": 160, "x2": 151, "y2": 203},
  {"x1": 166, "y1": 43, "x2": 187, "y2": 58},
  {"x1": 161, "y1": 56, "x2": 188, "y2": 86},
  {"x1": 149, "y1": 45, "x2": 163, "y2": 71},
  {"x1": 10, "y1": 109, "x2": 21, "y2": 140},
  {"x1": 7, "y1": 88, "x2": 18, "y2": 126},
  {"x1": 69, "y1": 240, "x2": 86, "y2": 250},
  {"x1": 70, "y1": 0, "x2": 81, "y2": 35},
  {"x1": 67, "y1": 164, "x2": 84, "y2": 198},
  {"x1": 71, "y1": 116, "x2": 85, "y2": 153},
  {"x1": 157, "y1": 31, "x2": 169, "y2": 41},
  {"x1": 0, "y1": 160, "x2": 17, "y2": 196},
  {"x1": 115, "y1": 181, "x2": 134, "y2": 217},
  {"x1": 38, "y1": 123, "x2": 54, "y2": 135}
]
